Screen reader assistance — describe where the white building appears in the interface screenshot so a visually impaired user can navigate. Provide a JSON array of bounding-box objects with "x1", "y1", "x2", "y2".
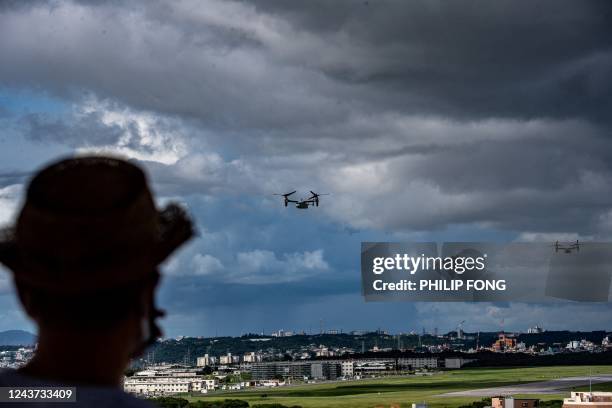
[
  {"x1": 398, "y1": 357, "x2": 439, "y2": 369},
  {"x1": 124, "y1": 376, "x2": 218, "y2": 396},
  {"x1": 219, "y1": 353, "x2": 233, "y2": 365},
  {"x1": 271, "y1": 330, "x2": 294, "y2": 337},
  {"x1": 243, "y1": 352, "x2": 262, "y2": 363},
  {"x1": 566, "y1": 339, "x2": 596, "y2": 351},
  {"x1": 196, "y1": 354, "x2": 212, "y2": 367},
  {"x1": 341, "y1": 361, "x2": 354, "y2": 378},
  {"x1": 527, "y1": 325, "x2": 543, "y2": 334},
  {"x1": 563, "y1": 391, "x2": 612, "y2": 406},
  {"x1": 354, "y1": 360, "x2": 395, "y2": 375},
  {"x1": 315, "y1": 345, "x2": 332, "y2": 357}
]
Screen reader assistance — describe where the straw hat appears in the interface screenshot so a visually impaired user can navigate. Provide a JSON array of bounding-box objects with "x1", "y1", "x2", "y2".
[{"x1": 0, "y1": 156, "x2": 194, "y2": 294}]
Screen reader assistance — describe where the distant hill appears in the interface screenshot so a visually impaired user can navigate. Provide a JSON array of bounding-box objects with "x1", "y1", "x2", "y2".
[{"x1": 0, "y1": 330, "x2": 36, "y2": 346}]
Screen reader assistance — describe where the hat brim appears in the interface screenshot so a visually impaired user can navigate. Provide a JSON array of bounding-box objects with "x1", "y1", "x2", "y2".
[
  {"x1": 0, "y1": 202, "x2": 194, "y2": 282},
  {"x1": 155, "y1": 203, "x2": 195, "y2": 264},
  {"x1": 0, "y1": 228, "x2": 18, "y2": 272}
]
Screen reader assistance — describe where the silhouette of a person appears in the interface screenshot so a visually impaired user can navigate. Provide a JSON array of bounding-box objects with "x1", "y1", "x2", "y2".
[{"x1": 0, "y1": 156, "x2": 194, "y2": 407}]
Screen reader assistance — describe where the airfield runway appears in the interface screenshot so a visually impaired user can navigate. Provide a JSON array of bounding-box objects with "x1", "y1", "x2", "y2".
[{"x1": 440, "y1": 374, "x2": 612, "y2": 397}]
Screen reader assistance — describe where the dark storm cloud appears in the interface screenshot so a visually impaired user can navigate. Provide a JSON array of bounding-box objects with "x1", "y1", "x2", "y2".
[
  {"x1": 247, "y1": 0, "x2": 612, "y2": 122},
  {"x1": 2, "y1": 0, "x2": 610, "y2": 127}
]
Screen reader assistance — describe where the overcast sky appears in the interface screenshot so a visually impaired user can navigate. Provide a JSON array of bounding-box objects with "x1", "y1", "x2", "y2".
[{"x1": 1, "y1": 0, "x2": 612, "y2": 337}]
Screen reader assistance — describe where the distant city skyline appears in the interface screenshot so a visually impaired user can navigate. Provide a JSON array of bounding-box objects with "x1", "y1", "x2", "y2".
[{"x1": 2, "y1": 321, "x2": 611, "y2": 342}]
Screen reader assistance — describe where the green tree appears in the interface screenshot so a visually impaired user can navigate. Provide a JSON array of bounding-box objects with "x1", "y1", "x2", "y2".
[
  {"x1": 149, "y1": 396, "x2": 190, "y2": 408},
  {"x1": 539, "y1": 400, "x2": 563, "y2": 408},
  {"x1": 188, "y1": 399, "x2": 249, "y2": 408}
]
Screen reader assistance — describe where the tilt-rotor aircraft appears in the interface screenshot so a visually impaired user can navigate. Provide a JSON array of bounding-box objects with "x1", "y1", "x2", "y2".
[
  {"x1": 273, "y1": 190, "x2": 329, "y2": 209},
  {"x1": 553, "y1": 240, "x2": 581, "y2": 253}
]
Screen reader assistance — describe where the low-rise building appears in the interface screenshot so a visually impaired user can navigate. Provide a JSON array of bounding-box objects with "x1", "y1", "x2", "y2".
[
  {"x1": 124, "y1": 376, "x2": 218, "y2": 397},
  {"x1": 492, "y1": 333, "x2": 517, "y2": 352},
  {"x1": 311, "y1": 362, "x2": 340, "y2": 380},
  {"x1": 341, "y1": 360, "x2": 354, "y2": 378},
  {"x1": 243, "y1": 352, "x2": 262, "y2": 363},
  {"x1": 196, "y1": 355, "x2": 218, "y2": 367},
  {"x1": 563, "y1": 391, "x2": 612, "y2": 407},
  {"x1": 492, "y1": 396, "x2": 539, "y2": 408},
  {"x1": 251, "y1": 361, "x2": 341, "y2": 381},
  {"x1": 219, "y1": 353, "x2": 233, "y2": 365},
  {"x1": 196, "y1": 354, "x2": 212, "y2": 367},
  {"x1": 398, "y1": 357, "x2": 440, "y2": 369},
  {"x1": 354, "y1": 360, "x2": 396, "y2": 375},
  {"x1": 444, "y1": 357, "x2": 476, "y2": 369},
  {"x1": 251, "y1": 361, "x2": 310, "y2": 380},
  {"x1": 527, "y1": 326, "x2": 543, "y2": 334}
]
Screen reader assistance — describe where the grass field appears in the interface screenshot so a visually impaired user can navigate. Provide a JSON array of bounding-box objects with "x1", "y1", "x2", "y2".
[
  {"x1": 576, "y1": 381, "x2": 612, "y2": 392},
  {"x1": 186, "y1": 366, "x2": 612, "y2": 408}
]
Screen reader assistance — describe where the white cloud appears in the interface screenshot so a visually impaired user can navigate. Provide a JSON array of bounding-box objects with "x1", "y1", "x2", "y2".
[
  {"x1": 164, "y1": 249, "x2": 329, "y2": 283},
  {"x1": 163, "y1": 253, "x2": 225, "y2": 277},
  {"x1": 232, "y1": 249, "x2": 329, "y2": 284},
  {"x1": 191, "y1": 253, "x2": 224, "y2": 276},
  {"x1": 515, "y1": 232, "x2": 592, "y2": 243},
  {"x1": 75, "y1": 99, "x2": 188, "y2": 165},
  {"x1": 0, "y1": 184, "x2": 23, "y2": 228}
]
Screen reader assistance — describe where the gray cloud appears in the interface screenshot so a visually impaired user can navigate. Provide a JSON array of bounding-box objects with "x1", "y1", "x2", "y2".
[
  {"x1": 21, "y1": 112, "x2": 123, "y2": 146},
  {"x1": 3, "y1": 1, "x2": 609, "y2": 127},
  {"x1": 248, "y1": 0, "x2": 612, "y2": 121},
  {"x1": 0, "y1": 171, "x2": 30, "y2": 188},
  {"x1": 3, "y1": 1, "x2": 612, "y2": 336},
  {"x1": 0, "y1": 184, "x2": 23, "y2": 227},
  {"x1": 2, "y1": 0, "x2": 612, "y2": 236}
]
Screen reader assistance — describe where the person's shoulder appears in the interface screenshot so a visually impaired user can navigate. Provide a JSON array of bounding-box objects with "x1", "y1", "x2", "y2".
[
  {"x1": 76, "y1": 389, "x2": 155, "y2": 408},
  {"x1": 0, "y1": 369, "x2": 154, "y2": 408},
  {"x1": 0, "y1": 368, "x2": 39, "y2": 386}
]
